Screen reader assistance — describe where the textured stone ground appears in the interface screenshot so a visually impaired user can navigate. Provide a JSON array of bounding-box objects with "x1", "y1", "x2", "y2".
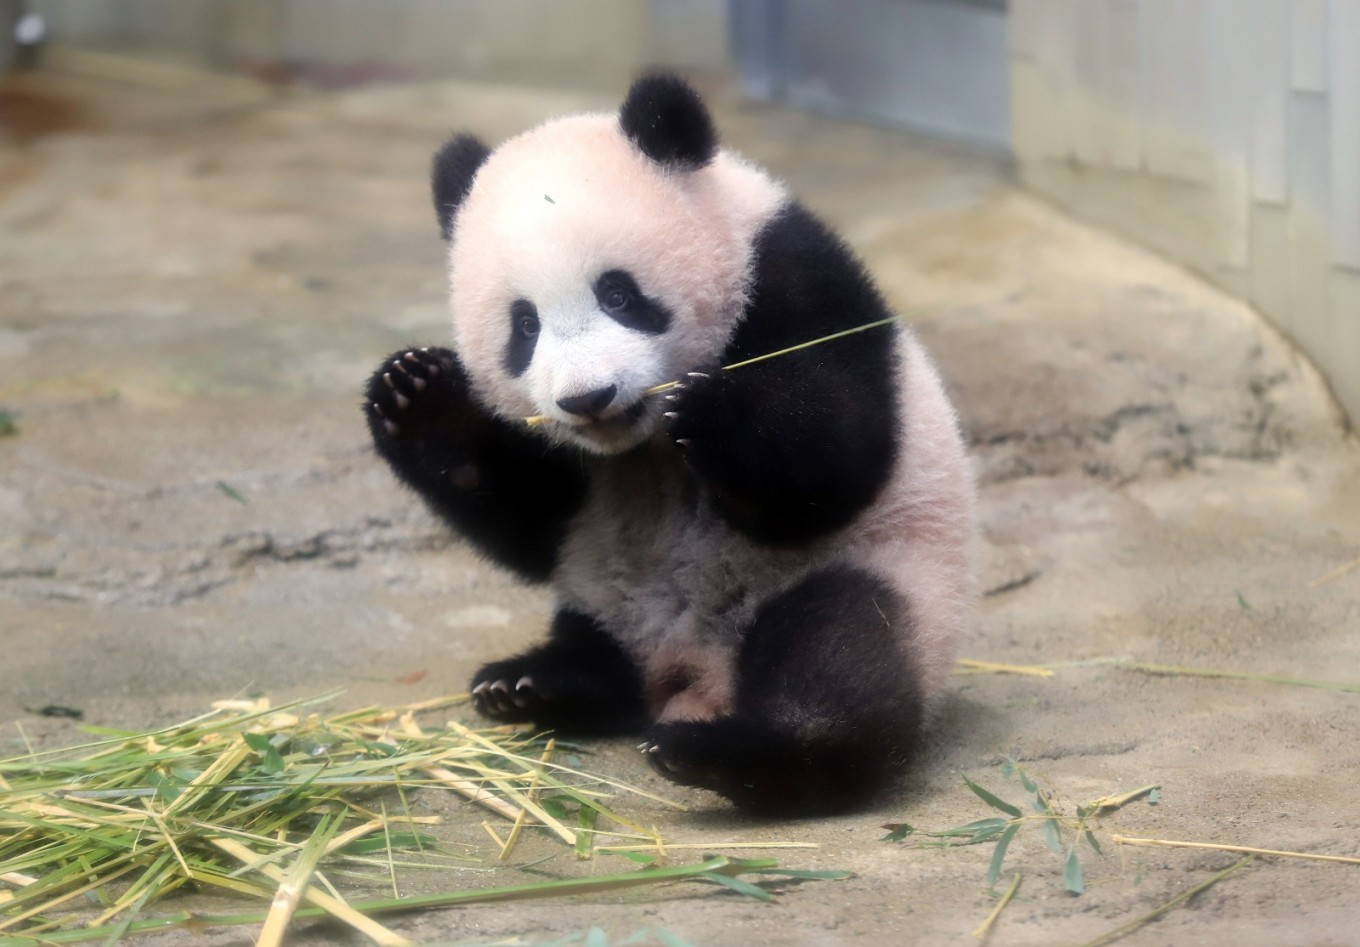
[{"x1": 2, "y1": 70, "x2": 1358, "y2": 946}]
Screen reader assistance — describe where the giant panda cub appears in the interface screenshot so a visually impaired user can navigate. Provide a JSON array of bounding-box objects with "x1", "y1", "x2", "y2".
[{"x1": 365, "y1": 73, "x2": 975, "y2": 816}]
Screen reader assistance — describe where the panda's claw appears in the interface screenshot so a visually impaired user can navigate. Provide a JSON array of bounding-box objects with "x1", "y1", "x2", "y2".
[
  {"x1": 674, "y1": 438, "x2": 692, "y2": 449},
  {"x1": 382, "y1": 372, "x2": 395, "y2": 389},
  {"x1": 685, "y1": 372, "x2": 711, "y2": 380},
  {"x1": 383, "y1": 419, "x2": 399, "y2": 437}
]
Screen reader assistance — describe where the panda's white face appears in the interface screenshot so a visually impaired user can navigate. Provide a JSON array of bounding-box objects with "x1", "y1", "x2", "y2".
[
  {"x1": 445, "y1": 114, "x2": 785, "y2": 455},
  {"x1": 500, "y1": 265, "x2": 680, "y2": 454}
]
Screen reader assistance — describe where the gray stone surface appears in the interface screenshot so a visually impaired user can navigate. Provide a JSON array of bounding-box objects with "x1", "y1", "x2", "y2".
[{"x1": 2, "y1": 70, "x2": 1358, "y2": 945}]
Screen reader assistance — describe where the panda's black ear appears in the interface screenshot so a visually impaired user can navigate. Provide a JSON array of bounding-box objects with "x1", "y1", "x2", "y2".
[
  {"x1": 619, "y1": 73, "x2": 717, "y2": 170},
  {"x1": 432, "y1": 134, "x2": 491, "y2": 240}
]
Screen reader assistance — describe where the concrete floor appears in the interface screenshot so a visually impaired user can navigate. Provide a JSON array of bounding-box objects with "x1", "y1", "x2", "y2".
[{"x1": 2, "y1": 69, "x2": 1359, "y2": 946}]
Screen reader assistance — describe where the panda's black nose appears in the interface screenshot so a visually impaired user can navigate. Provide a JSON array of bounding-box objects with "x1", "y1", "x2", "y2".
[{"x1": 556, "y1": 384, "x2": 617, "y2": 419}]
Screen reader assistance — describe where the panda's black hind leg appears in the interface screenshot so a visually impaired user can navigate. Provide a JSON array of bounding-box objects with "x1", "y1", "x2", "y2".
[
  {"x1": 642, "y1": 567, "x2": 924, "y2": 816},
  {"x1": 471, "y1": 609, "x2": 647, "y2": 737}
]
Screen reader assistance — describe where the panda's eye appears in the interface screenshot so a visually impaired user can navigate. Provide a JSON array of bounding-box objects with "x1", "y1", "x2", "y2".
[
  {"x1": 517, "y1": 313, "x2": 540, "y2": 337},
  {"x1": 604, "y1": 288, "x2": 631, "y2": 311}
]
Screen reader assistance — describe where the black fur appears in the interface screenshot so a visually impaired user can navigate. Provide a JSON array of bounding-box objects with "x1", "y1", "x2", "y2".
[
  {"x1": 665, "y1": 201, "x2": 899, "y2": 545},
  {"x1": 593, "y1": 269, "x2": 673, "y2": 335},
  {"x1": 471, "y1": 609, "x2": 647, "y2": 736},
  {"x1": 432, "y1": 134, "x2": 491, "y2": 239},
  {"x1": 504, "y1": 299, "x2": 540, "y2": 377},
  {"x1": 364, "y1": 346, "x2": 585, "y2": 582},
  {"x1": 643, "y1": 567, "x2": 924, "y2": 816},
  {"x1": 618, "y1": 73, "x2": 717, "y2": 170}
]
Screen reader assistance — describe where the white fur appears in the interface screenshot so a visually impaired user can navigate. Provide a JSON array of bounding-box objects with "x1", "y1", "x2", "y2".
[{"x1": 449, "y1": 114, "x2": 785, "y2": 453}]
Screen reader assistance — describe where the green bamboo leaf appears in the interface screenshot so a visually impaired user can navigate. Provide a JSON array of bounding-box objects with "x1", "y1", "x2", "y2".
[
  {"x1": 1084, "y1": 829, "x2": 1103, "y2": 855},
  {"x1": 933, "y1": 817, "x2": 1008, "y2": 839},
  {"x1": 987, "y1": 823, "x2": 1022, "y2": 886},
  {"x1": 1042, "y1": 817, "x2": 1064, "y2": 854},
  {"x1": 575, "y1": 803, "x2": 599, "y2": 858},
  {"x1": 880, "y1": 822, "x2": 914, "y2": 841},
  {"x1": 585, "y1": 927, "x2": 609, "y2": 947},
  {"x1": 698, "y1": 871, "x2": 775, "y2": 901},
  {"x1": 1064, "y1": 848, "x2": 1085, "y2": 895},
  {"x1": 616, "y1": 851, "x2": 657, "y2": 865},
  {"x1": 963, "y1": 774, "x2": 1023, "y2": 818}
]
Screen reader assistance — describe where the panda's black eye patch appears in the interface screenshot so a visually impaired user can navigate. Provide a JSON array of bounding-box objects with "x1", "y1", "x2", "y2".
[
  {"x1": 593, "y1": 270, "x2": 671, "y2": 335},
  {"x1": 504, "y1": 299, "x2": 539, "y2": 377}
]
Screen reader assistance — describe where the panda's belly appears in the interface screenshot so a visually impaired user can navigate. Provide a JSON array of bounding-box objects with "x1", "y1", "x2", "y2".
[{"x1": 553, "y1": 443, "x2": 818, "y2": 667}]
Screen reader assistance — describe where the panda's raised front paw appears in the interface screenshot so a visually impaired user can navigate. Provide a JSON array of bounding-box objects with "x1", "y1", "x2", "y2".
[{"x1": 364, "y1": 346, "x2": 467, "y2": 443}]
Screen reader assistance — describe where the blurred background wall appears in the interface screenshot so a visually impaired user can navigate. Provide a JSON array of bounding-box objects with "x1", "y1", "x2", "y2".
[
  {"x1": 6, "y1": 0, "x2": 1356, "y2": 423},
  {"x1": 1010, "y1": 0, "x2": 1359, "y2": 429}
]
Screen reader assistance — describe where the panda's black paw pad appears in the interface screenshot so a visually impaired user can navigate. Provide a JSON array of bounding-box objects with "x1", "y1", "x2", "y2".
[
  {"x1": 662, "y1": 370, "x2": 734, "y2": 453},
  {"x1": 470, "y1": 673, "x2": 541, "y2": 722},
  {"x1": 365, "y1": 347, "x2": 461, "y2": 440}
]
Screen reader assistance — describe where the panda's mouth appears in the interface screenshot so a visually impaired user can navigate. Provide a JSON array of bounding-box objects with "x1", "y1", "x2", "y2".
[{"x1": 562, "y1": 399, "x2": 651, "y2": 449}]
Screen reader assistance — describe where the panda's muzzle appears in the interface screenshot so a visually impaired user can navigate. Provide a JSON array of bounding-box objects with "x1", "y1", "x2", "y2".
[{"x1": 555, "y1": 384, "x2": 617, "y2": 419}]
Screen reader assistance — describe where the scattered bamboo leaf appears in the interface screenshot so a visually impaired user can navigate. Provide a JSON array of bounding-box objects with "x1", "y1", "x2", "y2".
[
  {"x1": 216, "y1": 480, "x2": 249, "y2": 504},
  {"x1": 962, "y1": 775, "x2": 1022, "y2": 818},
  {"x1": 1063, "y1": 848, "x2": 1084, "y2": 895},
  {"x1": 880, "y1": 823, "x2": 914, "y2": 842},
  {"x1": 987, "y1": 823, "x2": 1020, "y2": 886},
  {"x1": 697, "y1": 870, "x2": 774, "y2": 902},
  {"x1": 1, "y1": 695, "x2": 847, "y2": 943},
  {"x1": 0, "y1": 411, "x2": 15, "y2": 437}
]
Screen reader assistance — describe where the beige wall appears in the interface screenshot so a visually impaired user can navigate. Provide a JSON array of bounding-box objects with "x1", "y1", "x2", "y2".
[
  {"x1": 1011, "y1": 0, "x2": 1360, "y2": 423},
  {"x1": 29, "y1": 0, "x2": 729, "y2": 89}
]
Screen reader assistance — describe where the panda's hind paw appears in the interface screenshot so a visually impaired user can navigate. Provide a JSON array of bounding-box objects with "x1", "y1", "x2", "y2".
[{"x1": 470, "y1": 673, "x2": 540, "y2": 721}]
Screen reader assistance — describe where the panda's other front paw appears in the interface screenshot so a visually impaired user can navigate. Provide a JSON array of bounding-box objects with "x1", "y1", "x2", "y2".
[
  {"x1": 364, "y1": 346, "x2": 469, "y2": 444},
  {"x1": 662, "y1": 369, "x2": 737, "y2": 459}
]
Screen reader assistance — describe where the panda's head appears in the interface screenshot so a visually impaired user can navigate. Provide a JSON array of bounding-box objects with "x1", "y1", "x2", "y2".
[{"x1": 431, "y1": 73, "x2": 785, "y2": 455}]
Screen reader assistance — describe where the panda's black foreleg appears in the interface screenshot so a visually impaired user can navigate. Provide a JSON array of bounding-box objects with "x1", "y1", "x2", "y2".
[
  {"x1": 364, "y1": 346, "x2": 586, "y2": 582},
  {"x1": 470, "y1": 608, "x2": 647, "y2": 736},
  {"x1": 642, "y1": 567, "x2": 924, "y2": 816},
  {"x1": 663, "y1": 340, "x2": 898, "y2": 546}
]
